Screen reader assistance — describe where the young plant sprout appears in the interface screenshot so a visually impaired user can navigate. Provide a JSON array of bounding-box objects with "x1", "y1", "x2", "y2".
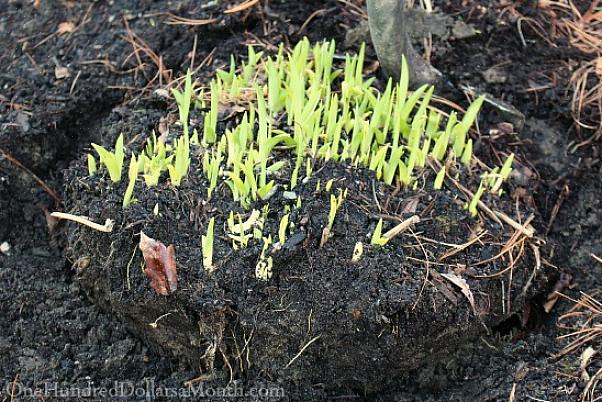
[
  {"x1": 167, "y1": 133, "x2": 190, "y2": 186},
  {"x1": 434, "y1": 166, "x2": 446, "y2": 190},
  {"x1": 490, "y1": 153, "x2": 514, "y2": 193},
  {"x1": 468, "y1": 180, "x2": 486, "y2": 217},
  {"x1": 255, "y1": 236, "x2": 273, "y2": 281},
  {"x1": 352, "y1": 242, "x2": 364, "y2": 262},
  {"x1": 452, "y1": 96, "x2": 485, "y2": 157},
  {"x1": 91, "y1": 133, "x2": 125, "y2": 183},
  {"x1": 370, "y1": 218, "x2": 389, "y2": 246},
  {"x1": 202, "y1": 217, "x2": 215, "y2": 272},
  {"x1": 320, "y1": 189, "x2": 347, "y2": 247},
  {"x1": 461, "y1": 139, "x2": 473, "y2": 166},
  {"x1": 227, "y1": 209, "x2": 261, "y2": 249},
  {"x1": 172, "y1": 70, "x2": 194, "y2": 136},
  {"x1": 278, "y1": 213, "x2": 290, "y2": 245},
  {"x1": 203, "y1": 79, "x2": 220, "y2": 144},
  {"x1": 87, "y1": 154, "x2": 97, "y2": 176},
  {"x1": 123, "y1": 154, "x2": 138, "y2": 208}
]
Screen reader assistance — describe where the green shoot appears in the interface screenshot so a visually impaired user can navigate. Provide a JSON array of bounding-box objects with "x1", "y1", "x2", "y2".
[
  {"x1": 167, "y1": 134, "x2": 190, "y2": 186},
  {"x1": 203, "y1": 79, "x2": 220, "y2": 144},
  {"x1": 202, "y1": 217, "x2": 215, "y2": 272},
  {"x1": 255, "y1": 236, "x2": 273, "y2": 281},
  {"x1": 490, "y1": 153, "x2": 514, "y2": 193},
  {"x1": 370, "y1": 218, "x2": 388, "y2": 246},
  {"x1": 320, "y1": 189, "x2": 346, "y2": 247},
  {"x1": 434, "y1": 166, "x2": 446, "y2": 190},
  {"x1": 461, "y1": 139, "x2": 473, "y2": 166},
  {"x1": 227, "y1": 210, "x2": 261, "y2": 249},
  {"x1": 123, "y1": 154, "x2": 138, "y2": 208},
  {"x1": 278, "y1": 214, "x2": 289, "y2": 245},
  {"x1": 87, "y1": 154, "x2": 97, "y2": 176},
  {"x1": 468, "y1": 181, "x2": 486, "y2": 217},
  {"x1": 500, "y1": 153, "x2": 514, "y2": 180},
  {"x1": 172, "y1": 70, "x2": 194, "y2": 135},
  {"x1": 452, "y1": 96, "x2": 485, "y2": 156},
  {"x1": 91, "y1": 133, "x2": 125, "y2": 183},
  {"x1": 351, "y1": 242, "x2": 363, "y2": 262}
]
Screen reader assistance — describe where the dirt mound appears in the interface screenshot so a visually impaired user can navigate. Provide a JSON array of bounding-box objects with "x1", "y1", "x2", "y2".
[{"x1": 60, "y1": 97, "x2": 551, "y2": 394}]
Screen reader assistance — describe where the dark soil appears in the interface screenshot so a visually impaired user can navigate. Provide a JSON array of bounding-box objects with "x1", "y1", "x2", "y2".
[{"x1": 1, "y1": 0, "x2": 601, "y2": 401}]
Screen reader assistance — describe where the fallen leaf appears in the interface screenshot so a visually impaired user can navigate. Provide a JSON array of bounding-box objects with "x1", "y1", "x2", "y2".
[
  {"x1": 57, "y1": 21, "x2": 76, "y2": 34},
  {"x1": 441, "y1": 272, "x2": 476, "y2": 314},
  {"x1": 33, "y1": 0, "x2": 41, "y2": 9},
  {"x1": 139, "y1": 231, "x2": 177, "y2": 296}
]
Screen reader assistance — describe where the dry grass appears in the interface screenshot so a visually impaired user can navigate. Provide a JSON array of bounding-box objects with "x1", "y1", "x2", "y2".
[
  {"x1": 554, "y1": 290, "x2": 602, "y2": 401},
  {"x1": 555, "y1": 291, "x2": 602, "y2": 359},
  {"x1": 501, "y1": 0, "x2": 601, "y2": 142}
]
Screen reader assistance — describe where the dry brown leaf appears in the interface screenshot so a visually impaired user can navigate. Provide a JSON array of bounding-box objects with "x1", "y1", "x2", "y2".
[
  {"x1": 441, "y1": 272, "x2": 476, "y2": 314},
  {"x1": 139, "y1": 231, "x2": 177, "y2": 296},
  {"x1": 57, "y1": 21, "x2": 76, "y2": 34}
]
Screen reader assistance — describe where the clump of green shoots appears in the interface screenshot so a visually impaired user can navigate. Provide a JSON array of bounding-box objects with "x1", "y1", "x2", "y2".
[
  {"x1": 84, "y1": 38, "x2": 518, "y2": 282},
  {"x1": 140, "y1": 133, "x2": 172, "y2": 187},
  {"x1": 467, "y1": 153, "x2": 515, "y2": 216},
  {"x1": 227, "y1": 209, "x2": 263, "y2": 250}
]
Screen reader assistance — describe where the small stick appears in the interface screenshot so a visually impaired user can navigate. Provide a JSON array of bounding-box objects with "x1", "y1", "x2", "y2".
[
  {"x1": 593, "y1": 254, "x2": 602, "y2": 265},
  {"x1": 50, "y1": 212, "x2": 114, "y2": 233},
  {"x1": 224, "y1": 0, "x2": 259, "y2": 14},
  {"x1": 383, "y1": 215, "x2": 420, "y2": 240}
]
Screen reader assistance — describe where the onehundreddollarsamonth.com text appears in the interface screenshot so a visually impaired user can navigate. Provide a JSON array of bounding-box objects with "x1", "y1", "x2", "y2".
[{"x1": 2, "y1": 380, "x2": 286, "y2": 400}]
